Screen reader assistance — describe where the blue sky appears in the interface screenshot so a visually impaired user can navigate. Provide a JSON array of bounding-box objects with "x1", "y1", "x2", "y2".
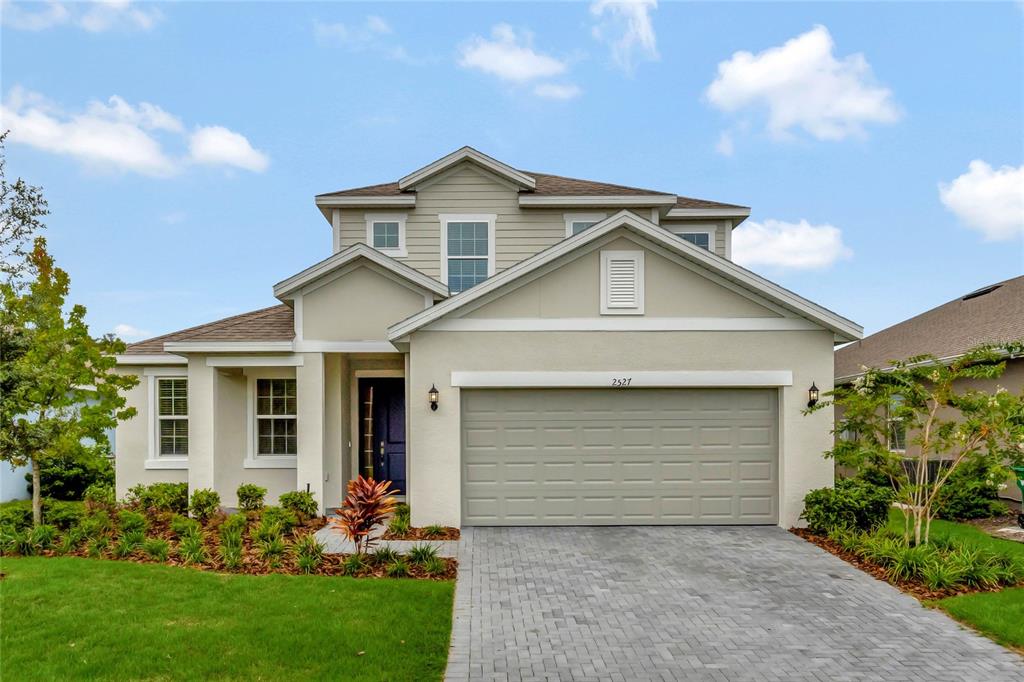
[{"x1": 2, "y1": 0, "x2": 1022, "y2": 342}]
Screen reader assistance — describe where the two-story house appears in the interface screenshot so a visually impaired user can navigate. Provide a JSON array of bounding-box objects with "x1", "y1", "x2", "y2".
[{"x1": 115, "y1": 147, "x2": 862, "y2": 528}]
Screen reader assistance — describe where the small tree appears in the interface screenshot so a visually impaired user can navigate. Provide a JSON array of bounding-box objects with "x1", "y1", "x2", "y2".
[
  {"x1": 0, "y1": 131, "x2": 48, "y2": 285},
  {"x1": 0, "y1": 238, "x2": 139, "y2": 525},
  {"x1": 811, "y1": 342, "x2": 1024, "y2": 545}
]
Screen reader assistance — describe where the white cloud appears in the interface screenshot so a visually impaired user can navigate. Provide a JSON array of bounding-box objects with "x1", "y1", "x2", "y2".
[
  {"x1": 160, "y1": 211, "x2": 187, "y2": 225},
  {"x1": 533, "y1": 83, "x2": 582, "y2": 100},
  {"x1": 706, "y1": 25, "x2": 900, "y2": 142},
  {"x1": 0, "y1": 87, "x2": 269, "y2": 176},
  {"x1": 590, "y1": 0, "x2": 658, "y2": 73},
  {"x1": 0, "y1": 0, "x2": 160, "y2": 32},
  {"x1": 459, "y1": 24, "x2": 567, "y2": 83},
  {"x1": 715, "y1": 131, "x2": 734, "y2": 157},
  {"x1": 733, "y1": 219, "x2": 852, "y2": 270},
  {"x1": 189, "y1": 126, "x2": 270, "y2": 173},
  {"x1": 113, "y1": 323, "x2": 151, "y2": 341},
  {"x1": 313, "y1": 16, "x2": 416, "y2": 63},
  {"x1": 939, "y1": 161, "x2": 1024, "y2": 242}
]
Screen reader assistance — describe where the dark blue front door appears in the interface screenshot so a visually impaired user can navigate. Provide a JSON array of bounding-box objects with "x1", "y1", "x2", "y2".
[{"x1": 360, "y1": 378, "x2": 406, "y2": 495}]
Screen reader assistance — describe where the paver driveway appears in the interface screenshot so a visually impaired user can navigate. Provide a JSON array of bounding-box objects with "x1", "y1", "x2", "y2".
[{"x1": 445, "y1": 526, "x2": 1023, "y2": 681}]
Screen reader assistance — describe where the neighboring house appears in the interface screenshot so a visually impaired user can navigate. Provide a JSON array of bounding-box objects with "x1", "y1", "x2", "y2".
[
  {"x1": 1, "y1": 462, "x2": 31, "y2": 502},
  {"x1": 115, "y1": 146, "x2": 862, "y2": 528},
  {"x1": 835, "y1": 275, "x2": 1024, "y2": 502}
]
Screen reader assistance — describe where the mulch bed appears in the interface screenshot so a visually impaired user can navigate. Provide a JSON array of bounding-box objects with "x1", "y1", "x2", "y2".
[
  {"x1": 790, "y1": 527, "x2": 1012, "y2": 602},
  {"x1": 28, "y1": 507, "x2": 456, "y2": 581},
  {"x1": 381, "y1": 526, "x2": 460, "y2": 541}
]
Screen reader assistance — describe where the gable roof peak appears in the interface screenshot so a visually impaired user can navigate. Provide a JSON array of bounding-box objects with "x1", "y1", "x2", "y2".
[{"x1": 398, "y1": 146, "x2": 536, "y2": 191}]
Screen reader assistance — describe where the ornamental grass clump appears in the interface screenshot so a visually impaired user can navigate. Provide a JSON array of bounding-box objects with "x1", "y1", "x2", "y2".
[
  {"x1": 385, "y1": 558, "x2": 410, "y2": 578},
  {"x1": 372, "y1": 547, "x2": 399, "y2": 565},
  {"x1": 342, "y1": 553, "x2": 367, "y2": 576},
  {"x1": 218, "y1": 527, "x2": 244, "y2": 571},
  {"x1": 422, "y1": 556, "x2": 448, "y2": 577},
  {"x1": 143, "y1": 537, "x2": 170, "y2": 562},
  {"x1": 117, "y1": 510, "x2": 147, "y2": 534},
  {"x1": 256, "y1": 536, "x2": 287, "y2": 568},
  {"x1": 29, "y1": 524, "x2": 58, "y2": 551},
  {"x1": 407, "y1": 544, "x2": 438, "y2": 565},
  {"x1": 295, "y1": 535, "x2": 325, "y2": 574},
  {"x1": 331, "y1": 476, "x2": 398, "y2": 555},
  {"x1": 55, "y1": 526, "x2": 85, "y2": 556},
  {"x1": 170, "y1": 514, "x2": 201, "y2": 539},
  {"x1": 422, "y1": 525, "x2": 447, "y2": 539},
  {"x1": 260, "y1": 506, "x2": 298, "y2": 534},
  {"x1": 178, "y1": 530, "x2": 207, "y2": 565}
]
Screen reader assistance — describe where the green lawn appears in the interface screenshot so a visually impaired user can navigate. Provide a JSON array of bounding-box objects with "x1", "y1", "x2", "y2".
[
  {"x1": 0, "y1": 556, "x2": 454, "y2": 681},
  {"x1": 933, "y1": 589, "x2": 1024, "y2": 652},
  {"x1": 885, "y1": 508, "x2": 1024, "y2": 559},
  {"x1": 883, "y1": 509, "x2": 1024, "y2": 653}
]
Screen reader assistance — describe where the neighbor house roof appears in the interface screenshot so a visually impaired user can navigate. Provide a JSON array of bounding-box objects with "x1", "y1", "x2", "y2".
[
  {"x1": 315, "y1": 147, "x2": 746, "y2": 211},
  {"x1": 835, "y1": 275, "x2": 1024, "y2": 380},
  {"x1": 122, "y1": 305, "x2": 294, "y2": 356},
  {"x1": 388, "y1": 210, "x2": 862, "y2": 343}
]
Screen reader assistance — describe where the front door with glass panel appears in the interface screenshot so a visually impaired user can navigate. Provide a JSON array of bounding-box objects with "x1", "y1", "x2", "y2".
[{"x1": 358, "y1": 378, "x2": 407, "y2": 495}]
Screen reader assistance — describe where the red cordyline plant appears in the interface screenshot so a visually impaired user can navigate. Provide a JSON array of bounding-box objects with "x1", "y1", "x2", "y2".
[{"x1": 331, "y1": 476, "x2": 398, "y2": 555}]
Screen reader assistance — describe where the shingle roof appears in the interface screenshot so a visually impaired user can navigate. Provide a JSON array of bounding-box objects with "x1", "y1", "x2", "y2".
[
  {"x1": 317, "y1": 169, "x2": 747, "y2": 210},
  {"x1": 835, "y1": 275, "x2": 1024, "y2": 379},
  {"x1": 124, "y1": 305, "x2": 294, "y2": 355}
]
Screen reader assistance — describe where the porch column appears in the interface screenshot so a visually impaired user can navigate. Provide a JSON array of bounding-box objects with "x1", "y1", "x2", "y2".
[
  {"x1": 296, "y1": 352, "x2": 326, "y2": 514},
  {"x1": 187, "y1": 355, "x2": 216, "y2": 496}
]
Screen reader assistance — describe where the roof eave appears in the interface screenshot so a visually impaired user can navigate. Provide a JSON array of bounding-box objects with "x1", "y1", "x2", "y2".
[
  {"x1": 314, "y1": 195, "x2": 416, "y2": 208},
  {"x1": 519, "y1": 195, "x2": 677, "y2": 208}
]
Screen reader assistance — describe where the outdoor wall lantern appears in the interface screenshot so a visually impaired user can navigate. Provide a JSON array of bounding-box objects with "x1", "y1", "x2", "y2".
[
  {"x1": 807, "y1": 382, "x2": 820, "y2": 408},
  {"x1": 428, "y1": 384, "x2": 439, "y2": 411}
]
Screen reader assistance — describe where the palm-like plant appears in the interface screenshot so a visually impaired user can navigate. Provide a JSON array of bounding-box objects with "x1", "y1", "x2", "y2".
[{"x1": 330, "y1": 476, "x2": 398, "y2": 555}]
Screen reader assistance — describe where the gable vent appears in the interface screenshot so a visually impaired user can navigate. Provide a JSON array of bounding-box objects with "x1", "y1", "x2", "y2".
[{"x1": 601, "y1": 250, "x2": 645, "y2": 315}]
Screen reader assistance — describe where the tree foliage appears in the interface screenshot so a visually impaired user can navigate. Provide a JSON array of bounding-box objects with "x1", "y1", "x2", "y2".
[
  {"x1": 0, "y1": 131, "x2": 49, "y2": 285},
  {"x1": 810, "y1": 342, "x2": 1024, "y2": 545},
  {"x1": 0, "y1": 238, "x2": 139, "y2": 525}
]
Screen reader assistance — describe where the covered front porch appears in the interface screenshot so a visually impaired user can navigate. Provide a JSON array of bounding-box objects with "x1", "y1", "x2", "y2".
[{"x1": 182, "y1": 349, "x2": 409, "y2": 513}]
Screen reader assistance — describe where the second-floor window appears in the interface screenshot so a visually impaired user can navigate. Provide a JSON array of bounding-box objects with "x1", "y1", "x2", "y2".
[
  {"x1": 157, "y1": 378, "x2": 188, "y2": 456},
  {"x1": 441, "y1": 214, "x2": 495, "y2": 293},
  {"x1": 564, "y1": 213, "x2": 607, "y2": 237},
  {"x1": 365, "y1": 214, "x2": 407, "y2": 257},
  {"x1": 675, "y1": 230, "x2": 714, "y2": 251}
]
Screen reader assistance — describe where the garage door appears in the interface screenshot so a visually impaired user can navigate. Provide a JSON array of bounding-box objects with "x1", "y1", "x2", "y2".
[{"x1": 461, "y1": 388, "x2": 778, "y2": 525}]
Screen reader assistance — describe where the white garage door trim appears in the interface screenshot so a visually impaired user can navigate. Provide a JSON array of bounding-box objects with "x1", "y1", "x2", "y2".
[{"x1": 451, "y1": 370, "x2": 793, "y2": 388}]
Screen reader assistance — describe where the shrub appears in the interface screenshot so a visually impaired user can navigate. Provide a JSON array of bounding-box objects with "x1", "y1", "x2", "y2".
[
  {"x1": 79, "y1": 510, "x2": 114, "y2": 539},
  {"x1": 0, "y1": 501, "x2": 33, "y2": 532},
  {"x1": 422, "y1": 525, "x2": 447, "y2": 539},
  {"x1": 253, "y1": 520, "x2": 283, "y2": 544},
  {"x1": 143, "y1": 537, "x2": 170, "y2": 562},
  {"x1": 802, "y1": 479, "x2": 893, "y2": 534},
  {"x1": 295, "y1": 535, "x2": 325, "y2": 574},
  {"x1": 422, "y1": 556, "x2": 448, "y2": 577},
  {"x1": 117, "y1": 510, "x2": 148, "y2": 534},
  {"x1": 178, "y1": 532, "x2": 207, "y2": 565},
  {"x1": 933, "y1": 459, "x2": 1011, "y2": 521},
  {"x1": 83, "y1": 482, "x2": 115, "y2": 507},
  {"x1": 170, "y1": 514, "x2": 201, "y2": 538},
  {"x1": 128, "y1": 482, "x2": 189, "y2": 514},
  {"x1": 189, "y1": 489, "x2": 221, "y2": 522},
  {"x1": 24, "y1": 453, "x2": 114, "y2": 501},
  {"x1": 45, "y1": 500, "x2": 84, "y2": 530},
  {"x1": 236, "y1": 484, "x2": 266, "y2": 512},
  {"x1": 385, "y1": 558, "x2": 410, "y2": 578},
  {"x1": 331, "y1": 476, "x2": 398, "y2": 555},
  {"x1": 407, "y1": 543, "x2": 438, "y2": 565},
  {"x1": 279, "y1": 491, "x2": 318, "y2": 520},
  {"x1": 260, "y1": 506, "x2": 298, "y2": 534},
  {"x1": 29, "y1": 524, "x2": 58, "y2": 550}
]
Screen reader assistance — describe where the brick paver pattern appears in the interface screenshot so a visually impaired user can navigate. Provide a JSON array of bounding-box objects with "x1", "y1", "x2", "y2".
[{"x1": 445, "y1": 526, "x2": 1023, "y2": 681}]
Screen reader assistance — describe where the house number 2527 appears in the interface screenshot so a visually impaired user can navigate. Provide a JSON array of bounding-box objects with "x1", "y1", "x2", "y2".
[{"x1": 611, "y1": 377, "x2": 632, "y2": 387}]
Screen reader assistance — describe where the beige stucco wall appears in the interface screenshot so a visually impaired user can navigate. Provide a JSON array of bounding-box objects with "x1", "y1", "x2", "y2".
[
  {"x1": 336, "y1": 162, "x2": 733, "y2": 277},
  {"x1": 113, "y1": 366, "x2": 188, "y2": 499},
  {"x1": 460, "y1": 235, "x2": 777, "y2": 319},
  {"x1": 302, "y1": 264, "x2": 428, "y2": 341},
  {"x1": 407, "y1": 329, "x2": 836, "y2": 529}
]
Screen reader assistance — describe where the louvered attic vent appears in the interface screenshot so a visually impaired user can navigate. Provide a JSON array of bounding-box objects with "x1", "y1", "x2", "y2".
[{"x1": 600, "y1": 250, "x2": 645, "y2": 315}]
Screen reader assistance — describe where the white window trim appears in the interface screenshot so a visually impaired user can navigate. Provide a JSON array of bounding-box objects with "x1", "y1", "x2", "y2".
[
  {"x1": 365, "y1": 213, "x2": 408, "y2": 257},
  {"x1": 439, "y1": 213, "x2": 497, "y2": 292},
  {"x1": 600, "y1": 250, "x2": 645, "y2": 315},
  {"x1": 564, "y1": 212, "x2": 607, "y2": 237},
  {"x1": 245, "y1": 372, "x2": 298, "y2": 469},
  {"x1": 145, "y1": 373, "x2": 189, "y2": 470},
  {"x1": 672, "y1": 225, "x2": 717, "y2": 252}
]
